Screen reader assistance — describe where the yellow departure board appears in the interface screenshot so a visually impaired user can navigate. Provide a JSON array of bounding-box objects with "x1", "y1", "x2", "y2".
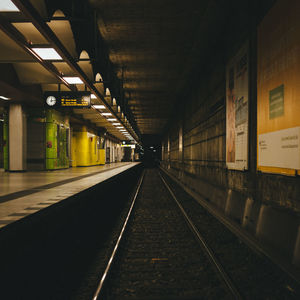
[
  {"x1": 45, "y1": 92, "x2": 91, "y2": 108},
  {"x1": 61, "y1": 96, "x2": 90, "y2": 107}
]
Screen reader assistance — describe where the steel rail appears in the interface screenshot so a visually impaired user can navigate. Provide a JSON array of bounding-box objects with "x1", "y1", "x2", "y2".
[
  {"x1": 159, "y1": 167, "x2": 300, "y2": 285},
  {"x1": 92, "y1": 170, "x2": 145, "y2": 300},
  {"x1": 159, "y1": 171, "x2": 243, "y2": 300}
]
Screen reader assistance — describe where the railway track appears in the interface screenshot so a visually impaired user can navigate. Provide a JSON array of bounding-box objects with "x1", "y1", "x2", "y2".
[
  {"x1": 92, "y1": 168, "x2": 300, "y2": 300},
  {"x1": 0, "y1": 165, "x2": 142, "y2": 300}
]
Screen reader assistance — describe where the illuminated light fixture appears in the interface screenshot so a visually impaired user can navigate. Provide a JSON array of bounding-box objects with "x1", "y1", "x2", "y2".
[
  {"x1": 31, "y1": 48, "x2": 62, "y2": 60},
  {"x1": 112, "y1": 123, "x2": 121, "y2": 126},
  {"x1": 93, "y1": 105, "x2": 105, "y2": 109},
  {"x1": 0, "y1": 1, "x2": 19, "y2": 12},
  {"x1": 62, "y1": 76, "x2": 83, "y2": 84},
  {"x1": 91, "y1": 94, "x2": 97, "y2": 99},
  {"x1": 116, "y1": 127, "x2": 123, "y2": 129},
  {"x1": 0, "y1": 96, "x2": 11, "y2": 100},
  {"x1": 101, "y1": 113, "x2": 112, "y2": 116},
  {"x1": 87, "y1": 132, "x2": 95, "y2": 138},
  {"x1": 107, "y1": 118, "x2": 117, "y2": 121}
]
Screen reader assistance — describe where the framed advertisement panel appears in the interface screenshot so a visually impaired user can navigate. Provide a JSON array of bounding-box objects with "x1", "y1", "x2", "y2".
[
  {"x1": 257, "y1": 0, "x2": 300, "y2": 176},
  {"x1": 226, "y1": 42, "x2": 249, "y2": 170}
]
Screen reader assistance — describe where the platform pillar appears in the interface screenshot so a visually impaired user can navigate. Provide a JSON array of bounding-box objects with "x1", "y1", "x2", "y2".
[{"x1": 9, "y1": 104, "x2": 27, "y2": 171}]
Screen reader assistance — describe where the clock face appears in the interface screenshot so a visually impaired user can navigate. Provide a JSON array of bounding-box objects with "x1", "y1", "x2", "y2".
[{"x1": 46, "y1": 96, "x2": 56, "y2": 106}]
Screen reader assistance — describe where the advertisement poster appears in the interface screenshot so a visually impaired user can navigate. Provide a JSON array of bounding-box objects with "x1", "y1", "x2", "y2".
[
  {"x1": 226, "y1": 42, "x2": 249, "y2": 170},
  {"x1": 258, "y1": 127, "x2": 300, "y2": 170},
  {"x1": 257, "y1": 0, "x2": 300, "y2": 175}
]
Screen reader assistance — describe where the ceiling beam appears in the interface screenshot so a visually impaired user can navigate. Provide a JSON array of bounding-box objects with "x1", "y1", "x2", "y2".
[
  {"x1": 0, "y1": 15, "x2": 75, "y2": 91},
  {"x1": 12, "y1": 0, "x2": 139, "y2": 142}
]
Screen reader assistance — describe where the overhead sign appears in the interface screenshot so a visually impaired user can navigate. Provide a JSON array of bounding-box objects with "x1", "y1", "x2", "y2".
[
  {"x1": 121, "y1": 144, "x2": 135, "y2": 149},
  {"x1": 45, "y1": 92, "x2": 91, "y2": 108}
]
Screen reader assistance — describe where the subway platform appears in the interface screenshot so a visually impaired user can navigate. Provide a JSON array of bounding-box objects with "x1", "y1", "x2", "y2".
[{"x1": 0, "y1": 162, "x2": 139, "y2": 229}]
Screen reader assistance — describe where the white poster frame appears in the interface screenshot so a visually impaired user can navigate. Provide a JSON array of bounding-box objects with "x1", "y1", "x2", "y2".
[{"x1": 226, "y1": 42, "x2": 249, "y2": 171}]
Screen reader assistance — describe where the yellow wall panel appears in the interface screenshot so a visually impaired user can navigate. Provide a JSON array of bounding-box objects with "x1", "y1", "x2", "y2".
[
  {"x1": 71, "y1": 132, "x2": 77, "y2": 167},
  {"x1": 257, "y1": 0, "x2": 300, "y2": 175},
  {"x1": 99, "y1": 149, "x2": 105, "y2": 165},
  {"x1": 71, "y1": 126, "x2": 104, "y2": 167}
]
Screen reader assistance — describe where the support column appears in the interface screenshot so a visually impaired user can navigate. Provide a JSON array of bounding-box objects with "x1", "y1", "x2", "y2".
[{"x1": 9, "y1": 104, "x2": 26, "y2": 171}]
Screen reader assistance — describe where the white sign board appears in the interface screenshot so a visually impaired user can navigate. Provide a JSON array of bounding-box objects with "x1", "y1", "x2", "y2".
[
  {"x1": 258, "y1": 127, "x2": 300, "y2": 169},
  {"x1": 226, "y1": 42, "x2": 249, "y2": 170}
]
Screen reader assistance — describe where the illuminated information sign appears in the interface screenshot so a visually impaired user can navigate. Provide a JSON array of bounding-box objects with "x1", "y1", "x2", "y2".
[
  {"x1": 45, "y1": 92, "x2": 91, "y2": 108},
  {"x1": 121, "y1": 144, "x2": 135, "y2": 149}
]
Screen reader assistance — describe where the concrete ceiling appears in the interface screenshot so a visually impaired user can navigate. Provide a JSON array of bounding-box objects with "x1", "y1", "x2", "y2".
[
  {"x1": 0, "y1": 0, "x2": 136, "y2": 142},
  {"x1": 90, "y1": 0, "x2": 212, "y2": 135},
  {"x1": 89, "y1": 0, "x2": 276, "y2": 138},
  {"x1": 0, "y1": 0, "x2": 275, "y2": 143}
]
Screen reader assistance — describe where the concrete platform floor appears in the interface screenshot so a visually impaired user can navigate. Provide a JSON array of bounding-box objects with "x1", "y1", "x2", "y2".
[{"x1": 0, "y1": 162, "x2": 139, "y2": 229}]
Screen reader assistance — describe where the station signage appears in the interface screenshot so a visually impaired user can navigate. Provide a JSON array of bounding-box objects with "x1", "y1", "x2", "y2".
[
  {"x1": 121, "y1": 144, "x2": 135, "y2": 149},
  {"x1": 45, "y1": 92, "x2": 91, "y2": 108}
]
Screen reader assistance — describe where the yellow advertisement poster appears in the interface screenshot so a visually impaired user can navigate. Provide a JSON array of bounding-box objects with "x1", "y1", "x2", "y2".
[
  {"x1": 257, "y1": 0, "x2": 300, "y2": 175},
  {"x1": 226, "y1": 42, "x2": 249, "y2": 170}
]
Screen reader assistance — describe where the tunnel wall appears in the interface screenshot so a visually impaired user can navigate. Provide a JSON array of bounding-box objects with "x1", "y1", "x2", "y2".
[{"x1": 161, "y1": 0, "x2": 300, "y2": 265}]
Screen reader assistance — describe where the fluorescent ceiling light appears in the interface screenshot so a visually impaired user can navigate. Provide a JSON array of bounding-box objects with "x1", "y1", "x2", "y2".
[
  {"x1": 0, "y1": 1, "x2": 19, "y2": 12},
  {"x1": 93, "y1": 105, "x2": 105, "y2": 109},
  {"x1": 31, "y1": 48, "x2": 62, "y2": 60},
  {"x1": 62, "y1": 77, "x2": 83, "y2": 84},
  {"x1": 91, "y1": 94, "x2": 97, "y2": 99},
  {"x1": 107, "y1": 118, "x2": 117, "y2": 121},
  {"x1": 102, "y1": 113, "x2": 112, "y2": 116},
  {"x1": 0, "y1": 96, "x2": 11, "y2": 100},
  {"x1": 116, "y1": 127, "x2": 123, "y2": 129},
  {"x1": 112, "y1": 123, "x2": 121, "y2": 126}
]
